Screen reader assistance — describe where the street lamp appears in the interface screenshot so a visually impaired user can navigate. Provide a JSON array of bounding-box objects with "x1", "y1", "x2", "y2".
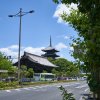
[{"x1": 8, "y1": 8, "x2": 34, "y2": 84}]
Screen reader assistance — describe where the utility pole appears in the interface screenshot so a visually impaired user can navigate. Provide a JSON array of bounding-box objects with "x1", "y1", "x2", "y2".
[{"x1": 8, "y1": 8, "x2": 34, "y2": 84}]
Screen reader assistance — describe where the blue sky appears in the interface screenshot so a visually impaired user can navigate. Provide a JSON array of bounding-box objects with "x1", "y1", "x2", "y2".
[{"x1": 0, "y1": 0, "x2": 78, "y2": 62}]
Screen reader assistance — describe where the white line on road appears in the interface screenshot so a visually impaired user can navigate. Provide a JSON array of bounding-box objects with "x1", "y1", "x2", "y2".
[
  {"x1": 63, "y1": 84, "x2": 71, "y2": 87},
  {"x1": 29, "y1": 87, "x2": 37, "y2": 89},
  {"x1": 79, "y1": 96, "x2": 83, "y2": 100},
  {"x1": 35, "y1": 86, "x2": 43, "y2": 88},
  {"x1": 84, "y1": 88, "x2": 89, "y2": 92},
  {"x1": 55, "y1": 83, "x2": 80, "y2": 88},
  {"x1": 15, "y1": 89, "x2": 21, "y2": 91},
  {"x1": 23, "y1": 88, "x2": 30, "y2": 90},
  {"x1": 75, "y1": 84, "x2": 87, "y2": 88},
  {"x1": 56, "y1": 85, "x2": 61, "y2": 87},
  {"x1": 5, "y1": 90, "x2": 11, "y2": 92}
]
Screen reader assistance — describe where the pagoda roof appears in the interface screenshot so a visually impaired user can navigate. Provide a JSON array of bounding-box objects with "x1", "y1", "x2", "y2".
[
  {"x1": 42, "y1": 36, "x2": 59, "y2": 52},
  {"x1": 23, "y1": 52, "x2": 58, "y2": 68},
  {"x1": 42, "y1": 46, "x2": 59, "y2": 52},
  {"x1": 42, "y1": 53, "x2": 59, "y2": 57}
]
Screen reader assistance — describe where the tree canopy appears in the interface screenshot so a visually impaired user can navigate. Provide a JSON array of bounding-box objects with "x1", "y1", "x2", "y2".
[
  {"x1": 53, "y1": 0, "x2": 100, "y2": 99},
  {"x1": 0, "y1": 52, "x2": 12, "y2": 70},
  {"x1": 51, "y1": 58, "x2": 79, "y2": 77}
]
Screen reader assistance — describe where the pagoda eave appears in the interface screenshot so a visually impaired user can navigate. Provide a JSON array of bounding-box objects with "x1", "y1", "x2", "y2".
[{"x1": 42, "y1": 54, "x2": 59, "y2": 57}]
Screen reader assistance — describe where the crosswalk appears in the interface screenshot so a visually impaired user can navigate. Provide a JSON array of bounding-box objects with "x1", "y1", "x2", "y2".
[
  {"x1": 1, "y1": 82, "x2": 88, "y2": 93},
  {"x1": 4, "y1": 85, "x2": 52, "y2": 93},
  {"x1": 0, "y1": 82, "x2": 90, "y2": 100},
  {"x1": 75, "y1": 84, "x2": 88, "y2": 88}
]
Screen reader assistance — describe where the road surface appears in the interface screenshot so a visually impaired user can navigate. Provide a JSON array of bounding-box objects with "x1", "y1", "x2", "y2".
[{"x1": 0, "y1": 81, "x2": 89, "y2": 100}]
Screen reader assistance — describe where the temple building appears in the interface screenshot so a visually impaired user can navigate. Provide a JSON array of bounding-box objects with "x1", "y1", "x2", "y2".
[
  {"x1": 14, "y1": 36, "x2": 59, "y2": 73},
  {"x1": 42, "y1": 36, "x2": 59, "y2": 59},
  {"x1": 14, "y1": 52, "x2": 58, "y2": 73}
]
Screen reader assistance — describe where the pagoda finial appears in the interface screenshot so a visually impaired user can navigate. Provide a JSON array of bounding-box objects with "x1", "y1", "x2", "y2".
[{"x1": 50, "y1": 35, "x2": 52, "y2": 47}]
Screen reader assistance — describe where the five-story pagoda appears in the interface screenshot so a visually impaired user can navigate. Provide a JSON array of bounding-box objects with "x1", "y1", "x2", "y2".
[{"x1": 42, "y1": 36, "x2": 59, "y2": 59}]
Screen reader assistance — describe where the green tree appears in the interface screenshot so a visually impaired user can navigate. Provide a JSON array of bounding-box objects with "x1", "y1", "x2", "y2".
[
  {"x1": 20, "y1": 65, "x2": 28, "y2": 78},
  {"x1": 52, "y1": 58, "x2": 79, "y2": 77},
  {"x1": 28, "y1": 68, "x2": 34, "y2": 78},
  {"x1": 61, "y1": 8, "x2": 99, "y2": 100},
  {"x1": 42, "y1": 70, "x2": 47, "y2": 73},
  {"x1": 0, "y1": 52, "x2": 13, "y2": 79},
  {"x1": 53, "y1": 58, "x2": 70, "y2": 76},
  {"x1": 66, "y1": 65, "x2": 79, "y2": 77},
  {"x1": 52, "y1": 68, "x2": 60, "y2": 76},
  {"x1": 47, "y1": 57, "x2": 54, "y2": 62},
  {"x1": 8, "y1": 66, "x2": 18, "y2": 78},
  {"x1": 53, "y1": 0, "x2": 100, "y2": 99},
  {"x1": 0, "y1": 52, "x2": 12, "y2": 70},
  {"x1": 0, "y1": 73, "x2": 8, "y2": 79}
]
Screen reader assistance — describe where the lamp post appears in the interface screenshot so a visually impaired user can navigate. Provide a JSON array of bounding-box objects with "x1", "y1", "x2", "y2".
[{"x1": 8, "y1": 8, "x2": 34, "y2": 84}]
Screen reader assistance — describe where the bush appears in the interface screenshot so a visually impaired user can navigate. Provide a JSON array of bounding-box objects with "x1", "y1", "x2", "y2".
[
  {"x1": 0, "y1": 82, "x2": 6, "y2": 89},
  {"x1": 8, "y1": 82, "x2": 19, "y2": 87},
  {"x1": 59, "y1": 86, "x2": 75, "y2": 100},
  {"x1": 0, "y1": 81, "x2": 19, "y2": 89}
]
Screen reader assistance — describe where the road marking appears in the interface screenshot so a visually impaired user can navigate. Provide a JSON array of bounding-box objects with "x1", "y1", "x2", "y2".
[
  {"x1": 84, "y1": 88, "x2": 89, "y2": 92},
  {"x1": 55, "y1": 83, "x2": 80, "y2": 88},
  {"x1": 56, "y1": 85, "x2": 61, "y2": 87},
  {"x1": 6, "y1": 90, "x2": 11, "y2": 92},
  {"x1": 15, "y1": 89, "x2": 21, "y2": 91},
  {"x1": 23, "y1": 88, "x2": 30, "y2": 90},
  {"x1": 43, "y1": 85, "x2": 50, "y2": 87},
  {"x1": 75, "y1": 84, "x2": 87, "y2": 88},
  {"x1": 20, "y1": 85, "x2": 48, "y2": 91},
  {"x1": 63, "y1": 84, "x2": 70, "y2": 87},
  {"x1": 29, "y1": 87, "x2": 37, "y2": 89},
  {"x1": 35, "y1": 86, "x2": 43, "y2": 88},
  {"x1": 79, "y1": 96, "x2": 83, "y2": 100},
  {"x1": 67, "y1": 90, "x2": 73, "y2": 93}
]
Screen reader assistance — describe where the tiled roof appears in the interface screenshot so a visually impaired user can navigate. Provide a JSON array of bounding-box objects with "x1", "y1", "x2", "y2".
[
  {"x1": 24, "y1": 52, "x2": 58, "y2": 68},
  {"x1": 42, "y1": 46, "x2": 59, "y2": 52}
]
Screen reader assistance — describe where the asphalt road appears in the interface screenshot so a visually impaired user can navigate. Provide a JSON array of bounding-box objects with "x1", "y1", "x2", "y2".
[{"x1": 0, "y1": 81, "x2": 89, "y2": 100}]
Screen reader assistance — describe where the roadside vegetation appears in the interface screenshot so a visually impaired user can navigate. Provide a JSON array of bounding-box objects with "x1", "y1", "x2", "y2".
[
  {"x1": 53, "y1": 0, "x2": 100, "y2": 99},
  {"x1": 59, "y1": 86, "x2": 75, "y2": 100},
  {"x1": 0, "y1": 80, "x2": 77, "y2": 90},
  {"x1": 49, "y1": 58, "x2": 81, "y2": 80},
  {"x1": 0, "y1": 52, "x2": 79, "y2": 90}
]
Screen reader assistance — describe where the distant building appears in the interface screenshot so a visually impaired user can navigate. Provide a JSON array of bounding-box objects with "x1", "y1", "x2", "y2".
[
  {"x1": 14, "y1": 52, "x2": 58, "y2": 73},
  {"x1": 42, "y1": 36, "x2": 59, "y2": 59}
]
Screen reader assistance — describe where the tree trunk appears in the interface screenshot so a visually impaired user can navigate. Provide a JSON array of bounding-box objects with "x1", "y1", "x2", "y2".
[
  {"x1": 94, "y1": 66, "x2": 100, "y2": 100},
  {"x1": 93, "y1": 92, "x2": 96, "y2": 100}
]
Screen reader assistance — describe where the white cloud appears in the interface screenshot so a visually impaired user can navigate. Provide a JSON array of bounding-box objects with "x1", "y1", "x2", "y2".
[
  {"x1": 56, "y1": 34, "x2": 71, "y2": 40},
  {"x1": 0, "y1": 48, "x2": 18, "y2": 62},
  {"x1": 53, "y1": 3, "x2": 77, "y2": 24},
  {"x1": 0, "y1": 45, "x2": 45, "y2": 62},
  {"x1": 0, "y1": 44, "x2": 74, "y2": 63},
  {"x1": 64, "y1": 35, "x2": 70, "y2": 39},
  {"x1": 24, "y1": 47, "x2": 44, "y2": 56},
  {"x1": 0, "y1": 44, "x2": 75, "y2": 62},
  {"x1": 55, "y1": 42, "x2": 68, "y2": 50},
  {"x1": 69, "y1": 46, "x2": 74, "y2": 51},
  {"x1": 8, "y1": 45, "x2": 19, "y2": 50},
  {"x1": 53, "y1": 4, "x2": 68, "y2": 23}
]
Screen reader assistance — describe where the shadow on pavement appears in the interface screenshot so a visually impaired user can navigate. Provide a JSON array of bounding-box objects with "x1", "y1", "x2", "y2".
[{"x1": 81, "y1": 93, "x2": 93, "y2": 100}]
